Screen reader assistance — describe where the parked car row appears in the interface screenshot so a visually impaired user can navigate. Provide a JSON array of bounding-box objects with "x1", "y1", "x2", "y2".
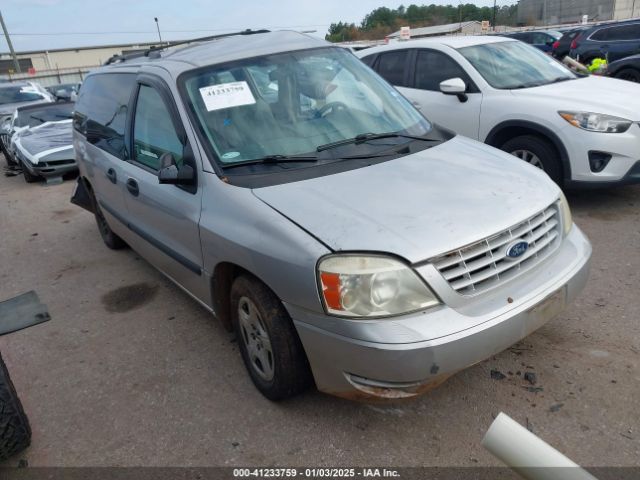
[
  {"x1": 359, "y1": 35, "x2": 640, "y2": 188},
  {"x1": 68, "y1": 30, "x2": 592, "y2": 401},
  {"x1": 497, "y1": 22, "x2": 640, "y2": 83},
  {"x1": 1, "y1": 81, "x2": 77, "y2": 183}
]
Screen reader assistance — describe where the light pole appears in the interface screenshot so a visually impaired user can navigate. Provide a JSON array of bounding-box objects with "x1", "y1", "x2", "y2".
[
  {"x1": 492, "y1": 0, "x2": 497, "y2": 31},
  {"x1": 0, "y1": 10, "x2": 20, "y2": 73},
  {"x1": 154, "y1": 17, "x2": 162, "y2": 43}
]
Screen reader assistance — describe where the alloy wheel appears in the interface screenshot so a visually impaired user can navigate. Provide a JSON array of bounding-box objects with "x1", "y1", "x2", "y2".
[
  {"x1": 238, "y1": 296, "x2": 274, "y2": 381},
  {"x1": 510, "y1": 149, "x2": 545, "y2": 170}
]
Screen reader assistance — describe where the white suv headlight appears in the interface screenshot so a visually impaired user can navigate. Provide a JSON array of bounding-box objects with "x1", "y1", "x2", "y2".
[
  {"x1": 559, "y1": 111, "x2": 632, "y2": 133},
  {"x1": 558, "y1": 191, "x2": 573, "y2": 237},
  {"x1": 318, "y1": 255, "x2": 440, "y2": 318}
]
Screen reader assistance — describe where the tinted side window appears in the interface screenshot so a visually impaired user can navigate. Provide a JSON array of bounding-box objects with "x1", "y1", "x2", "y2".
[
  {"x1": 74, "y1": 73, "x2": 136, "y2": 160},
  {"x1": 360, "y1": 54, "x2": 377, "y2": 67},
  {"x1": 591, "y1": 27, "x2": 610, "y2": 41},
  {"x1": 607, "y1": 24, "x2": 640, "y2": 41},
  {"x1": 132, "y1": 85, "x2": 183, "y2": 171},
  {"x1": 414, "y1": 50, "x2": 471, "y2": 92},
  {"x1": 513, "y1": 32, "x2": 531, "y2": 42},
  {"x1": 376, "y1": 50, "x2": 408, "y2": 86},
  {"x1": 531, "y1": 32, "x2": 551, "y2": 45}
]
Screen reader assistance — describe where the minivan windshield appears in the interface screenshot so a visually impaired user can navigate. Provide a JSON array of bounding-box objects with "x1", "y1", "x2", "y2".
[
  {"x1": 458, "y1": 40, "x2": 576, "y2": 89},
  {"x1": 181, "y1": 47, "x2": 431, "y2": 166}
]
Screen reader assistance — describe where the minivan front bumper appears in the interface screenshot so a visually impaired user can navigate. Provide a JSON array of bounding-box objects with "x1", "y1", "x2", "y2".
[{"x1": 288, "y1": 225, "x2": 591, "y2": 400}]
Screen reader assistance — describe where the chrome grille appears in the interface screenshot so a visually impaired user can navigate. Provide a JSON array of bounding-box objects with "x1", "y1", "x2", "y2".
[{"x1": 432, "y1": 204, "x2": 561, "y2": 295}]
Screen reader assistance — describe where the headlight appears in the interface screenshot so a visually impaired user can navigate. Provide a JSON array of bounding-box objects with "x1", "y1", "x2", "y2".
[
  {"x1": 558, "y1": 111, "x2": 632, "y2": 133},
  {"x1": 318, "y1": 255, "x2": 440, "y2": 318},
  {"x1": 558, "y1": 191, "x2": 573, "y2": 237}
]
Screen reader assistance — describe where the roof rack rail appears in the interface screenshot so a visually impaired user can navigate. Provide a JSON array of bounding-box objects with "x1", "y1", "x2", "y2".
[{"x1": 104, "y1": 29, "x2": 270, "y2": 65}]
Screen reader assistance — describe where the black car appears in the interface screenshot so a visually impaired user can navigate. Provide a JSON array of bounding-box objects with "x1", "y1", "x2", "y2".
[
  {"x1": 606, "y1": 54, "x2": 640, "y2": 82},
  {"x1": 496, "y1": 30, "x2": 561, "y2": 53},
  {"x1": 551, "y1": 28, "x2": 586, "y2": 59},
  {"x1": 570, "y1": 21, "x2": 640, "y2": 64}
]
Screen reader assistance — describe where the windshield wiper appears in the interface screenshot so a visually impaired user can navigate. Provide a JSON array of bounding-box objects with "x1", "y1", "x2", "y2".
[
  {"x1": 547, "y1": 76, "x2": 573, "y2": 84},
  {"x1": 511, "y1": 76, "x2": 573, "y2": 89},
  {"x1": 29, "y1": 114, "x2": 46, "y2": 123},
  {"x1": 316, "y1": 132, "x2": 438, "y2": 152},
  {"x1": 220, "y1": 154, "x2": 319, "y2": 169}
]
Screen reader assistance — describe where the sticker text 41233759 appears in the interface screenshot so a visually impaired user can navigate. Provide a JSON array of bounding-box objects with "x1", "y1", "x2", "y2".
[{"x1": 199, "y1": 81, "x2": 256, "y2": 112}]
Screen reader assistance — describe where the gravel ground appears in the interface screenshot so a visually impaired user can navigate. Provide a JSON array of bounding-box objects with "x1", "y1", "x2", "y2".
[{"x1": 0, "y1": 162, "x2": 638, "y2": 468}]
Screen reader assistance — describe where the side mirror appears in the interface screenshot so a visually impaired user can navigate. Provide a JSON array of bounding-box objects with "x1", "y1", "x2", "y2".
[
  {"x1": 158, "y1": 152, "x2": 195, "y2": 185},
  {"x1": 439, "y1": 77, "x2": 468, "y2": 103}
]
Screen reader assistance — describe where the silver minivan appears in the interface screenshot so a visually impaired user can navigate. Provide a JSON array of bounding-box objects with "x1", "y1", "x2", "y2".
[{"x1": 71, "y1": 31, "x2": 591, "y2": 401}]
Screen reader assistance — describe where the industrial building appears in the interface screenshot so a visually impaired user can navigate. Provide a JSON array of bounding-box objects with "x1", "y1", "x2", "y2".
[
  {"x1": 517, "y1": 0, "x2": 639, "y2": 26},
  {"x1": 0, "y1": 41, "x2": 161, "y2": 77}
]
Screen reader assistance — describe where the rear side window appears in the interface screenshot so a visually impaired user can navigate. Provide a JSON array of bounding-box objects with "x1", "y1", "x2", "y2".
[
  {"x1": 376, "y1": 50, "x2": 408, "y2": 86},
  {"x1": 414, "y1": 50, "x2": 473, "y2": 92},
  {"x1": 74, "y1": 73, "x2": 136, "y2": 160},
  {"x1": 132, "y1": 85, "x2": 183, "y2": 170},
  {"x1": 360, "y1": 54, "x2": 377, "y2": 67},
  {"x1": 531, "y1": 32, "x2": 551, "y2": 45},
  {"x1": 606, "y1": 24, "x2": 640, "y2": 41}
]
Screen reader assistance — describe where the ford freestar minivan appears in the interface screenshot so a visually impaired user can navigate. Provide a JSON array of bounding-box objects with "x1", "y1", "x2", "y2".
[{"x1": 71, "y1": 30, "x2": 591, "y2": 401}]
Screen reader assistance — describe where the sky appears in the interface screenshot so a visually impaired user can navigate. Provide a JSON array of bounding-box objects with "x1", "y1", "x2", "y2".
[{"x1": 1, "y1": 0, "x2": 515, "y2": 53}]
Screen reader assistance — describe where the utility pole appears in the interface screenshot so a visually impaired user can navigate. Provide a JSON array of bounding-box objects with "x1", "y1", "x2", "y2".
[
  {"x1": 154, "y1": 17, "x2": 163, "y2": 43},
  {"x1": 492, "y1": 0, "x2": 497, "y2": 31},
  {"x1": 0, "y1": 10, "x2": 21, "y2": 73}
]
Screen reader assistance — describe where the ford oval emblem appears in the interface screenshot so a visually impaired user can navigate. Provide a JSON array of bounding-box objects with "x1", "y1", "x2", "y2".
[{"x1": 506, "y1": 240, "x2": 529, "y2": 259}]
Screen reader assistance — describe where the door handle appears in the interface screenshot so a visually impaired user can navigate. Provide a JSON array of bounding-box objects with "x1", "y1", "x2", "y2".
[
  {"x1": 412, "y1": 101, "x2": 422, "y2": 110},
  {"x1": 106, "y1": 168, "x2": 117, "y2": 184},
  {"x1": 126, "y1": 178, "x2": 139, "y2": 197}
]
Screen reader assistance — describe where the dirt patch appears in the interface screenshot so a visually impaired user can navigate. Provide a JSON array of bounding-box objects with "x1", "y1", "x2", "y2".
[
  {"x1": 51, "y1": 208, "x2": 77, "y2": 221},
  {"x1": 101, "y1": 282, "x2": 159, "y2": 313}
]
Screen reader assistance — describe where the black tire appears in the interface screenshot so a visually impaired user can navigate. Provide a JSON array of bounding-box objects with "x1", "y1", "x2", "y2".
[
  {"x1": 0, "y1": 353, "x2": 31, "y2": 460},
  {"x1": 0, "y1": 137, "x2": 14, "y2": 167},
  {"x1": 91, "y1": 193, "x2": 127, "y2": 250},
  {"x1": 5, "y1": 153, "x2": 17, "y2": 168},
  {"x1": 230, "y1": 275, "x2": 313, "y2": 400},
  {"x1": 501, "y1": 134, "x2": 563, "y2": 185},
  {"x1": 614, "y1": 68, "x2": 640, "y2": 83},
  {"x1": 21, "y1": 165, "x2": 39, "y2": 184}
]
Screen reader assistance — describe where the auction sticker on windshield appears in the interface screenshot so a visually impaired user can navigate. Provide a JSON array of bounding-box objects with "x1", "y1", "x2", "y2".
[{"x1": 199, "y1": 81, "x2": 256, "y2": 112}]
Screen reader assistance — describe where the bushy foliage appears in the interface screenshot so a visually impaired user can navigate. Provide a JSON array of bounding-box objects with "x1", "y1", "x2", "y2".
[{"x1": 326, "y1": 3, "x2": 518, "y2": 42}]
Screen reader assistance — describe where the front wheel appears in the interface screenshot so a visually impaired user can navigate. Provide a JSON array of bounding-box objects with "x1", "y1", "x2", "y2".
[
  {"x1": 501, "y1": 135, "x2": 562, "y2": 185},
  {"x1": 21, "y1": 165, "x2": 39, "y2": 183},
  {"x1": 230, "y1": 275, "x2": 313, "y2": 400},
  {"x1": 0, "y1": 353, "x2": 31, "y2": 460},
  {"x1": 614, "y1": 68, "x2": 640, "y2": 83}
]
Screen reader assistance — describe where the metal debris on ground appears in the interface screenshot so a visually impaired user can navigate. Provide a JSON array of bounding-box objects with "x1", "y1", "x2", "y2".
[{"x1": 0, "y1": 291, "x2": 50, "y2": 335}]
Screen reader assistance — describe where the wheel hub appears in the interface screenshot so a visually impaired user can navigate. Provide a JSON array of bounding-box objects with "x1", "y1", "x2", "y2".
[
  {"x1": 510, "y1": 149, "x2": 545, "y2": 170},
  {"x1": 238, "y1": 296, "x2": 274, "y2": 381}
]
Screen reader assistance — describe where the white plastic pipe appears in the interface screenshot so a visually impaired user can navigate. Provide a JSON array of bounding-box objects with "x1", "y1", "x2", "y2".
[{"x1": 482, "y1": 412, "x2": 598, "y2": 480}]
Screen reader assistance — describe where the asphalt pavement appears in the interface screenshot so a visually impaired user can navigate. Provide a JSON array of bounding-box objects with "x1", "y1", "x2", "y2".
[{"x1": 0, "y1": 163, "x2": 638, "y2": 467}]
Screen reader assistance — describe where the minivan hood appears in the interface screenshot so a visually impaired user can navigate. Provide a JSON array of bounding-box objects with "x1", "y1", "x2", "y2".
[
  {"x1": 253, "y1": 136, "x2": 560, "y2": 264},
  {"x1": 512, "y1": 76, "x2": 640, "y2": 121}
]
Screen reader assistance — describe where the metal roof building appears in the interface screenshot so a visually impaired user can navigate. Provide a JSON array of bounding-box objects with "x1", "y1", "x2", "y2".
[{"x1": 517, "y1": 0, "x2": 639, "y2": 25}]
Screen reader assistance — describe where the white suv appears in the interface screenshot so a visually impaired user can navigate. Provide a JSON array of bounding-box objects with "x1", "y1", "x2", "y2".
[{"x1": 358, "y1": 36, "x2": 640, "y2": 187}]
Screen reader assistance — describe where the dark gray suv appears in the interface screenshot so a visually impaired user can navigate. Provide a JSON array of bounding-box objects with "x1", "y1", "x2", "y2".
[{"x1": 570, "y1": 21, "x2": 640, "y2": 64}]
